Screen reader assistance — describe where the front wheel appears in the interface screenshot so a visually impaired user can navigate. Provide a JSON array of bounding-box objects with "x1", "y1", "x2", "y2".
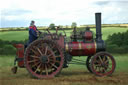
[
  {"x1": 90, "y1": 52, "x2": 116, "y2": 76},
  {"x1": 86, "y1": 56, "x2": 92, "y2": 73}
]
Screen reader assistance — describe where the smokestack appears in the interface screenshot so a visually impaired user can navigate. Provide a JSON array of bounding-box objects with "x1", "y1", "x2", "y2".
[{"x1": 95, "y1": 13, "x2": 102, "y2": 41}]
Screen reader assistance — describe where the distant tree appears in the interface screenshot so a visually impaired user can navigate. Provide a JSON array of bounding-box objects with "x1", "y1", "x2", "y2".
[
  {"x1": 25, "y1": 27, "x2": 29, "y2": 30},
  {"x1": 16, "y1": 28, "x2": 21, "y2": 31},
  {"x1": 66, "y1": 25, "x2": 68, "y2": 28},
  {"x1": 107, "y1": 31, "x2": 128, "y2": 46},
  {"x1": 71, "y1": 22, "x2": 77, "y2": 28},
  {"x1": 9, "y1": 28, "x2": 14, "y2": 31},
  {"x1": 106, "y1": 30, "x2": 128, "y2": 54},
  {"x1": 49, "y1": 23, "x2": 55, "y2": 30},
  {"x1": 59, "y1": 25, "x2": 63, "y2": 28}
]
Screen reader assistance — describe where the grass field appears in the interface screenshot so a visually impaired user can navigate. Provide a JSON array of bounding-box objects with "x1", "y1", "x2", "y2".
[
  {"x1": 0, "y1": 27, "x2": 128, "y2": 41},
  {"x1": 0, "y1": 27, "x2": 128, "y2": 85},
  {"x1": 0, "y1": 54, "x2": 128, "y2": 85}
]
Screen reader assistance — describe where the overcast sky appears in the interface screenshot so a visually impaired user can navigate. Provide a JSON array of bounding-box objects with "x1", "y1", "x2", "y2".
[{"x1": 0, "y1": 0, "x2": 128, "y2": 28}]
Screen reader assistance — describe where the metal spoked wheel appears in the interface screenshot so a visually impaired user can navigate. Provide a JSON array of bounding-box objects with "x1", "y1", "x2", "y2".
[
  {"x1": 24, "y1": 39, "x2": 64, "y2": 79},
  {"x1": 86, "y1": 56, "x2": 92, "y2": 73},
  {"x1": 90, "y1": 52, "x2": 116, "y2": 76}
]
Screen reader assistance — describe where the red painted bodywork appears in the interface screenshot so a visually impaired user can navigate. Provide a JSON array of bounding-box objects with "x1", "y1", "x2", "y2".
[
  {"x1": 84, "y1": 31, "x2": 93, "y2": 41},
  {"x1": 43, "y1": 35, "x2": 65, "y2": 49},
  {"x1": 12, "y1": 32, "x2": 95, "y2": 67},
  {"x1": 13, "y1": 44, "x2": 24, "y2": 67},
  {"x1": 57, "y1": 36, "x2": 65, "y2": 48},
  {"x1": 65, "y1": 42, "x2": 96, "y2": 56}
]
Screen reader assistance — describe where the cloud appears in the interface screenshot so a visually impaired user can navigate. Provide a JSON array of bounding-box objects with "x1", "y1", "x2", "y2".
[
  {"x1": 1, "y1": 9, "x2": 32, "y2": 16},
  {"x1": 1, "y1": 9, "x2": 33, "y2": 21},
  {"x1": 94, "y1": 1, "x2": 110, "y2": 6},
  {"x1": 92, "y1": 1, "x2": 128, "y2": 24},
  {"x1": 0, "y1": 0, "x2": 128, "y2": 28},
  {"x1": 1, "y1": 19, "x2": 29, "y2": 28}
]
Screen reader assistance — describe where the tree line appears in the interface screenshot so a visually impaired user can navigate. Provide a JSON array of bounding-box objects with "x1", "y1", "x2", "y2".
[{"x1": 106, "y1": 30, "x2": 128, "y2": 54}]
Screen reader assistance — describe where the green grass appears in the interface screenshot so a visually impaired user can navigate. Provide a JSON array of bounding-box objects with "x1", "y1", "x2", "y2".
[
  {"x1": 91, "y1": 27, "x2": 128, "y2": 40},
  {"x1": 0, "y1": 31, "x2": 28, "y2": 41},
  {"x1": 1, "y1": 54, "x2": 128, "y2": 71},
  {"x1": 0, "y1": 27, "x2": 128, "y2": 85},
  {"x1": 67, "y1": 54, "x2": 128, "y2": 72},
  {"x1": 0, "y1": 27, "x2": 128, "y2": 41},
  {"x1": 0, "y1": 54, "x2": 128, "y2": 85}
]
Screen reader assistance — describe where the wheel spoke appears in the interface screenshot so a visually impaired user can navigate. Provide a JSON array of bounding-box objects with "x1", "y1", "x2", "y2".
[
  {"x1": 40, "y1": 68, "x2": 43, "y2": 75},
  {"x1": 47, "y1": 53, "x2": 53, "y2": 57},
  {"x1": 36, "y1": 47, "x2": 43, "y2": 56},
  {"x1": 55, "y1": 56, "x2": 61, "y2": 58},
  {"x1": 31, "y1": 49, "x2": 39, "y2": 55},
  {"x1": 35, "y1": 63, "x2": 41, "y2": 73},
  {"x1": 30, "y1": 55, "x2": 39, "y2": 59},
  {"x1": 51, "y1": 63, "x2": 58, "y2": 69},
  {"x1": 98, "y1": 66, "x2": 102, "y2": 72},
  {"x1": 49, "y1": 60, "x2": 54, "y2": 63},
  {"x1": 45, "y1": 46, "x2": 48, "y2": 55},
  {"x1": 103, "y1": 56, "x2": 106, "y2": 62},
  {"x1": 28, "y1": 59, "x2": 38, "y2": 63},
  {"x1": 95, "y1": 60, "x2": 101, "y2": 64},
  {"x1": 51, "y1": 45, "x2": 55, "y2": 49},
  {"x1": 95, "y1": 66, "x2": 98, "y2": 71},
  {"x1": 40, "y1": 64, "x2": 45, "y2": 75},
  {"x1": 47, "y1": 51, "x2": 57, "y2": 57},
  {"x1": 103, "y1": 67, "x2": 107, "y2": 73},
  {"x1": 45, "y1": 64, "x2": 48, "y2": 76},
  {"x1": 98, "y1": 56, "x2": 103, "y2": 63},
  {"x1": 101, "y1": 67, "x2": 106, "y2": 73},
  {"x1": 94, "y1": 63, "x2": 101, "y2": 67},
  {"x1": 31, "y1": 62, "x2": 40, "y2": 68},
  {"x1": 41, "y1": 43, "x2": 45, "y2": 48},
  {"x1": 104, "y1": 59, "x2": 109, "y2": 64},
  {"x1": 55, "y1": 60, "x2": 60, "y2": 63},
  {"x1": 108, "y1": 66, "x2": 112, "y2": 70},
  {"x1": 53, "y1": 50, "x2": 57, "y2": 54}
]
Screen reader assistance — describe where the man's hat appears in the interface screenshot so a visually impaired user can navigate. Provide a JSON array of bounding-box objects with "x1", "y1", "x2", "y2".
[{"x1": 31, "y1": 20, "x2": 35, "y2": 23}]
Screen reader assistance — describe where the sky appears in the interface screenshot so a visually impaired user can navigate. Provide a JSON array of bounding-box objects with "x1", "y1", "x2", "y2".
[{"x1": 0, "y1": 0, "x2": 128, "y2": 28}]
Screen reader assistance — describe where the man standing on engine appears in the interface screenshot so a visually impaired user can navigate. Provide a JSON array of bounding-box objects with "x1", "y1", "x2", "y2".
[
  {"x1": 28, "y1": 20, "x2": 39, "y2": 44},
  {"x1": 25, "y1": 21, "x2": 40, "y2": 49}
]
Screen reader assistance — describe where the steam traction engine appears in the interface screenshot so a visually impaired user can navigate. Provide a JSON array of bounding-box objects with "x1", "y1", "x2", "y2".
[{"x1": 12, "y1": 13, "x2": 116, "y2": 78}]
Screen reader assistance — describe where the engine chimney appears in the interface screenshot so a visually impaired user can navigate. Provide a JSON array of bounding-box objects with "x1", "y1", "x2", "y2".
[{"x1": 95, "y1": 13, "x2": 102, "y2": 41}]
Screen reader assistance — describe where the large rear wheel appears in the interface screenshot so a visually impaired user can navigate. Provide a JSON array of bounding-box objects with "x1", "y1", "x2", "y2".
[{"x1": 24, "y1": 39, "x2": 64, "y2": 79}]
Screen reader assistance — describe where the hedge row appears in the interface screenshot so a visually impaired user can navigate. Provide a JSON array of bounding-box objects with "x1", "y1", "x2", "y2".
[
  {"x1": 0, "y1": 30, "x2": 128, "y2": 55},
  {"x1": 106, "y1": 30, "x2": 128, "y2": 54},
  {"x1": 0, "y1": 39, "x2": 26, "y2": 55}
]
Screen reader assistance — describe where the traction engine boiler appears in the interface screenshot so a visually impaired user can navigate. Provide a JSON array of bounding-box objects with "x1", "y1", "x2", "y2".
[{"x1": 65, "y1": 13, "x2": 105, "y2": 56}]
